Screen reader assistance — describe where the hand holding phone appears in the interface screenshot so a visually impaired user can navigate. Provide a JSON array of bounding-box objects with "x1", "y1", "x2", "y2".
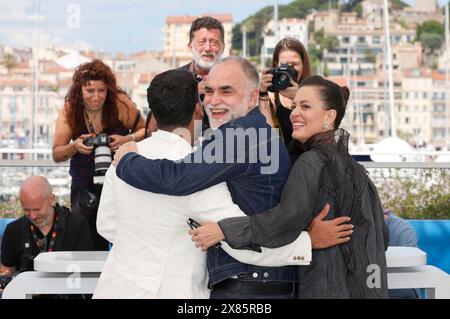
[{"x1": 187, "y1": 218, "x2": 221, "y2": 248}]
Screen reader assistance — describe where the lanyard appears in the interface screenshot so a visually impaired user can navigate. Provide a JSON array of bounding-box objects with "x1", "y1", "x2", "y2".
[{"x1": 29, "y1": 212, "x2": 59, "y2": 253}]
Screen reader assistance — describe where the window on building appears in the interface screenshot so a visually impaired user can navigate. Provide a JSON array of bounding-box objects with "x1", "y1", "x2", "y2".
[{"x1": 433, "y1": 128, "x2": 445, "y2": 138}]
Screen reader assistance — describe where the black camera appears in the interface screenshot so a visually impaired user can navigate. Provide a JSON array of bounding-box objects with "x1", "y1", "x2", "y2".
[
  {"x1": 83, "y1": 133, "x2": 113, "y2": 184},
  {"x1": 268, "y1": 63, "x2": 298, "y2": 92}
]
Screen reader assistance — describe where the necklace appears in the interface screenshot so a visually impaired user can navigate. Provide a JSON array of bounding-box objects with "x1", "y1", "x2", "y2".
[{"x1": 84, "y1": 110, "x2": 101, "y2": 134}]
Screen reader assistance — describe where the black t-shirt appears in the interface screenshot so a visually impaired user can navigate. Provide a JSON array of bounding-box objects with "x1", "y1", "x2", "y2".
[
  {"x1": 0, "y1": 204, "x2": 92, "y2": 271},
  {"x1": 274, "y1": 93, "x2": 293, "y2": 146}
]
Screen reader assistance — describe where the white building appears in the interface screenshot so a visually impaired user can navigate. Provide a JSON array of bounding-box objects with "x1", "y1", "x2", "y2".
[
  {"x1": 414, "y1": 0, "x2": 437, "y2": 13},
  {"x1": 260, "y1": 18, "x2": 309, "y2": 66},
  {"x1": 0, "y1": 76, "x2": 62, "y2": 148},
  {"x1": 314, "y1": 10, "x2": 415, "y2": 76}
]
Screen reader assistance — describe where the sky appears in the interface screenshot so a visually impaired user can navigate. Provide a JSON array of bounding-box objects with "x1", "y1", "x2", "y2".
[{"x1": 0, "y1": 0, "x2": 448, "y2": 55}]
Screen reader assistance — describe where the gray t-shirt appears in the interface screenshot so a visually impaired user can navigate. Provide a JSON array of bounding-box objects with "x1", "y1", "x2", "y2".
[{"x1": 385, "y1": 212, "x2": 418, "y2": 247}]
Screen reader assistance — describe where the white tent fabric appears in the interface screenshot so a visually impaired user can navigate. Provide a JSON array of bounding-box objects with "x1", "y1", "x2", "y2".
[
  {"x1": 370, "y1": 137, "x2": 414, "y2": 162},
  {"x1": 55, "y1": 52, "x2": 90, "y2": 70}
]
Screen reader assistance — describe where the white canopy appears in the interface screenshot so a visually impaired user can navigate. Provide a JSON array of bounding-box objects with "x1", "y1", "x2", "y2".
[
  {"x1": 55, "y1": 52, "x2": 90, "y2": 70},
  {"x1": 370, "y1": 137, "x2": 414, "y2": 162}
]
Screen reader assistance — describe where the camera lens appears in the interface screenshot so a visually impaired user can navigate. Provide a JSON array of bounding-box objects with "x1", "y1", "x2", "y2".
[
  {"x1": 94, "y1": 146, "x2": 112, "y2": 176},
  {"x1": 276, "y1": 73, "x2": 289, "y2": 86},
  {"x1": 272, "y1": 72, "x2": 291, "y2": 91}
]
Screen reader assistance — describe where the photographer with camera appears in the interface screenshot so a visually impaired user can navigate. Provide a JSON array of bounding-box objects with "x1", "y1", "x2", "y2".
[
  {"x1": 0, "y1": 176, "x2": 91, "y2": 294},
  {"x1": 259, "y1": 37, "x2": 311, "y2": 147},
  {"x1": 52, "y1": 59, "x2": 146, "y2": 250}
]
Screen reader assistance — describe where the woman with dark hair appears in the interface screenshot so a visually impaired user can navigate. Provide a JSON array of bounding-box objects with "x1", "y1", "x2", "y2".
[
  {"x1": 191, "y1": 75, "x2": 389, "y2": 299},
  {"x1": 259, "y1": 37, "x2": 311, "y2": 146},
  {"x1": 52, "y1": 59, "x2": 146, "y2": 250}
]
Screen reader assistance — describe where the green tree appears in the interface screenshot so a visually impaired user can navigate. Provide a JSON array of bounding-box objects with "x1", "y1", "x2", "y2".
[
  {"x1": 232, "y1": 0, "x2": 332, "y2": 54},
  {"x1": 420, "y1": 32, "x2": 444, "y2": 53},
  {"x1": 416, "y1": 20, "x2": 444, "y2": 41},
  {"x1": 314, "y1": 30, "x2": 339, "y2": 50},
  {"x1": 1, "y1": 53, "x2": 17, "y2": 73}
]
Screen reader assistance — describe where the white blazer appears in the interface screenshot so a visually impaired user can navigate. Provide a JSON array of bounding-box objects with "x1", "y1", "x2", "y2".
[{"x1": 93, "y1": 130, "x2": 311, "y2": 299}]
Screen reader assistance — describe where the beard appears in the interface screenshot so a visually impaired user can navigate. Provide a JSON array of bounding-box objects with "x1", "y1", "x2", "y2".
[
  {"x1": 28, "y1": 214, "x2": 53, "y2": 229},
  {"x1": 204, "y1": 101, "x2": 248, "y2": 130},
  {"x1": 191, "y1": 48, "x2": 221, "y2": 71},
  {"x1": 205, "y1": 105, "x2": 233, "y2": 130}
]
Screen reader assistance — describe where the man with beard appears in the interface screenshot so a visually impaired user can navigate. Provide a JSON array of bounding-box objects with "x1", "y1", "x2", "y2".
[
  {"x1": 180, "y1": 16, "x2": 225, "y2": 132},
  {"x1": 146, "y1": 16, "x2": 225, "y2": 134},
  {"x1": 180, "y1": 16, "x2": 224, "y2": 97},
  {"x1": 0, "y1": 176, "x2": 92, "y2": 291}
]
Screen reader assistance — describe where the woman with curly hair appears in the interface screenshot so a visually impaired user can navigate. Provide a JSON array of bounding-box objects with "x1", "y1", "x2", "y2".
[{"x1": 52, "y1": 59, "x2": 146, "y2": 250}]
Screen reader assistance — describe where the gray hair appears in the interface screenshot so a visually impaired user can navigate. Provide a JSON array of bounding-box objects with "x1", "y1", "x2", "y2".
[{"x1": 214, "y1": 56, "x2": 260, "y2": 89}]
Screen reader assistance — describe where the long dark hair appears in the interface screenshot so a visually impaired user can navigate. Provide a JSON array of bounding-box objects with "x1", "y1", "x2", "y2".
[
  {"x1": 65, "y1": 59, "x2": 121, "y2": 136},
  {"x1": 272, "y1": 37, "x2": 311, "y2": 83}
]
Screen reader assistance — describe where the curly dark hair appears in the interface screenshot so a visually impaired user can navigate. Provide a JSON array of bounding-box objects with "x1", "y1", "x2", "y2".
[{"x1": 65, "y1": 59, "x2": 121, "y2": 136}]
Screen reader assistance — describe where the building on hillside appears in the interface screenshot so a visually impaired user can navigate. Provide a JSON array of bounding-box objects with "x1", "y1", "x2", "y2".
[
  {"x1": 260, "y1": 18, "x2": 309, "y2": 66},
  {"x1": 414, "y1": 0, "x2": 437, "y2": 13},
  {"x1": 314, "y1": 10, "x2": 415, "y2": 76}
]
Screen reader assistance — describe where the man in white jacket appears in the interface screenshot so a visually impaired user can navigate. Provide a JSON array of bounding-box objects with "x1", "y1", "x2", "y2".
[{"x1": 94, "y1": 69, "x2": 343, "y2": 299}]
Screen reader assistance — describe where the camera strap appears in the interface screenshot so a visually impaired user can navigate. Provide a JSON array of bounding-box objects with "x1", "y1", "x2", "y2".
[
  {"x1": 130, "y1": 110, "x2": 141, "y2": 133},
  {"x1": 144, "y1": 109, "x2": 152, "y2": 139},
  {"x1": 84, "y1": 110, "x2": 97, "y2": 135},
  {"x1": 29, "y1": 210, "x2": 59, "y2": 253}
]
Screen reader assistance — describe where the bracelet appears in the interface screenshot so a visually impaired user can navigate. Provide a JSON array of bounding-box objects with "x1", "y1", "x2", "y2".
[
  {"x1": 129, "y1": 133, "x2": 136, "y2": 141},
  {"x1": 259, "y1": 91, "x2": 268, "y2": 97}
]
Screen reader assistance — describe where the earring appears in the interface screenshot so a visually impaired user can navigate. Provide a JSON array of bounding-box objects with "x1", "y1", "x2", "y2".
[{"x1": 323, "y1": 122, "x2": 330, "y2": 130}]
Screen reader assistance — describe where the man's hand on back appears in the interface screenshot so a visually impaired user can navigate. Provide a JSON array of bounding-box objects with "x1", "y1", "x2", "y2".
[{"x1": 307, "y1": 204, "x2": 354, "y2": 249}]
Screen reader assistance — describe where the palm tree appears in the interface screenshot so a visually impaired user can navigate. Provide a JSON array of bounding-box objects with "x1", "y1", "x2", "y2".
[{"x1": 1, "y1": 53, "x2": 17, "y2": 73}]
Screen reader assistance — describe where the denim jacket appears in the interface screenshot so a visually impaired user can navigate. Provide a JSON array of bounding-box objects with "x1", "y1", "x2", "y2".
[{"x1": 116, "y1": 107, "x2": 298, "y2": 286}]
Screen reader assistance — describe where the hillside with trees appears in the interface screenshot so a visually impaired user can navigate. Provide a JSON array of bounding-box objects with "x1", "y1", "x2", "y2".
[{"x1": 232, "y1": 0, "x2": 410, "y2": 59}]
